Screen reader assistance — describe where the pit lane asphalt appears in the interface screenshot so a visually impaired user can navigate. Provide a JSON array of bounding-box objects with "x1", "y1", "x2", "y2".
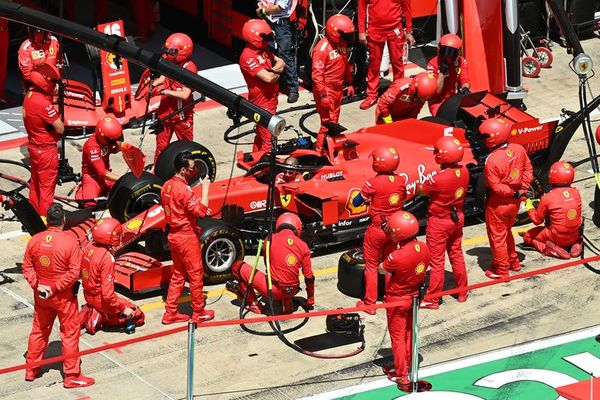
[{"x1": 0, "y1": 39, "x2": 599, "y2": 400}]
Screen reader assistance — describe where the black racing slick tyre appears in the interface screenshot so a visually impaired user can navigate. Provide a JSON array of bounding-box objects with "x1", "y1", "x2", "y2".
[
  {"x1": 337, "y1": 248, "x2": 385, "y2": 300},
  {"x1": 108, "y1": 172, "x2": 164, "y2": 222},
  {"x1": 154, "y1": 140, "x2": 217, "y2": 185},
  {"x1": 198, "y1": 218, "x2": 245, "y2": 284}
]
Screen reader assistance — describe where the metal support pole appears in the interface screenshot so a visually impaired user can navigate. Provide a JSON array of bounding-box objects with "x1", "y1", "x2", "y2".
[
  {"x1": 186, "y1": 321, "x2": 196, "y2": 400},
  {"x1": 405, "y1": 286, "x2": 431, "y2": 393}
]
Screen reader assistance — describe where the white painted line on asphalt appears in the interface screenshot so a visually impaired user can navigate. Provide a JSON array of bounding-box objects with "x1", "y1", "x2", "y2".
[
  {"x1": 300, "y1": 325, "x2": 600, "y2": 400},
  {"x1": 0, "y1": 230, "x2": 27, "y2": 241},
  {"x1": 0, "y1": 286, "x2": 176, "y2": 399},
  {"x1": 6, "y1": 119, "x2": 21, "y2": 122}
]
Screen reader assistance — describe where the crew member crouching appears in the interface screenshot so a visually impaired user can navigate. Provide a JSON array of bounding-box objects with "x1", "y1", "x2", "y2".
[
  {"x1": 80, "y1": 218, "x2": 145, "y2": 334},
  {"x1": 375, "y1": 72, "x2": 437, "y2": 124}
]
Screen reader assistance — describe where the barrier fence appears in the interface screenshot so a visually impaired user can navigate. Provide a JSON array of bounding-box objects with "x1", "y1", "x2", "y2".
[{"x1": 1, "y1": 253, "x2": 599, "y2": 397}]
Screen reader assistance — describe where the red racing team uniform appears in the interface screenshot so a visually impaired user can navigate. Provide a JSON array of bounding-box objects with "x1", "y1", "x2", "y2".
[
  {"x1": 239, "y1": 46, "x2": 279, "y2": 152},
  {"x1": 427, "y1": 56, "x2": 470, "y2": 117},
  {"x1": 360, "y1": 173, "x2": 406, "y2": 305},
  {"x1": 484, "y1": 143, "x2": 533, "y2": 275},
  {"x1": 524, "y1": 187, "x2": 582, "y2": 255},
  {"x1": 375, "y1": 77, "x2": 425, "y2": 124},
  {"x1": 311, "y1": 37, "x2": 352, "y2": 152},
  {"x1": 154, "y1": 60, "x2": 197, "y2": 164},
  {"x1": 18, "y1": 35, "x2": 60, "y2": 82},
  {"x1": 422, "y1": 165, "x2": 470, "y2": 298},
  {"x1": 22, "y1": 90, "x2": 61, "y2": 217},
  {"x1": 75, "y1": 135, "x2": 118, "y2": 207},
  {"x1": 161, "y1": 176, "x2": 209, "y2": 316},
  {"x1": 22, "y1": 226, "x2": 83, "y2": 377},
  {"x1": 383, "y1": 239, "x2": 429, "y2": 378},
  {"x1": 358, "y1": 0, "x2": 411, "y2": 99},
  {"x1": 81, "y1": 243, "x2": 145, "y2": 331}
]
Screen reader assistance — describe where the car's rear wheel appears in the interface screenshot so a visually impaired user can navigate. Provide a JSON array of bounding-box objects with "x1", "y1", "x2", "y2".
[
  {"x1": 199, "y1": 218, "x2": 245, "y2": 284},
  {"x1": 337, "y1": 248, "x2": 385, "y2": 300},
  {"x1": 108, "y1": 172, "x2": 164, "y2": 222},
  {"x1": 155, "y1": 140, "x2": 217, "y2": 185}
]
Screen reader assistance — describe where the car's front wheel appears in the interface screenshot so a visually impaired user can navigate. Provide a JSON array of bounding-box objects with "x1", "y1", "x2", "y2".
[{"x1": 199, "y1": 218, "x2": 245, "y2": 284}]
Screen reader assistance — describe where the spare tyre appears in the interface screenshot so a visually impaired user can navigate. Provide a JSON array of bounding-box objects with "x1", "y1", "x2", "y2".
[
  {"x1": 337, "y1": 248, "x2": 385, "y2": 300},
  {"x1": 155, "y1": 140, "x2": 217, "y2": 185},
  {"x1": 108, "y1": 172, "x2": 163, "y2": 222},
  {"x1": 198, "y1": 218, "x2": 245, "y2": 285}
]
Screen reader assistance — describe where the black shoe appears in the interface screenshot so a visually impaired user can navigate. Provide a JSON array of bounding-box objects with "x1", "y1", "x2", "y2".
[{"x1": 287, "y1": 91, "x2": 299, "y2": 103}]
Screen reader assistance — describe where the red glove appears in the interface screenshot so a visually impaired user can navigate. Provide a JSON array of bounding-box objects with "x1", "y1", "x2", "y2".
[{"x1": 305, "y1": 278, "x2": 315, "y2": 308}]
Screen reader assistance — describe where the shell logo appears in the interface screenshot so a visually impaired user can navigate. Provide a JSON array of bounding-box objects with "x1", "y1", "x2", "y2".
[
  {"x1": 567, "y1": 209, "x2": 577, "y2": 220},
  {"x1": 455, "y1": 169, "x2": 461, "y2": 178},
  {"x1": 389, "y1": 193, "x2": 400, "y2": 206},
  {"x1": 511, "y1": 128, "x2": 518, "y2": 136},
  {"x1": 127, "y1": 219, "x2": 143, "y2": 230},
  {"x1": 287, "y1": 238, "x2": 294, "y2": 246},
  {"x1": 285, "y1": 254, "x2": 297, "y2": 266},
  {"x1": 39, "y1": 255, "x2": 50, "y2": 267},
  {"x1": 455, "y1": 187, "x2": 465, "y2": 199},
  {"x1": 510, "y1": 168, "x2": 519, "y2": 179},
  {"x1": 415, "y1": 262, "x2": 426, "y2": 274}
]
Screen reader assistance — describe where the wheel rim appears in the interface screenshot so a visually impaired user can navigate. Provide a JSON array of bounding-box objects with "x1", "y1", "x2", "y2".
[
  {"x1": 524, "y1": 60, "x2": 537, "y2": 74},
  {"x1": 126, "y1": 192, "x2": 161, "y2": 220},
  {"x1": 205, "y1": 237, "x2": 236, "y2": 273},
  {"x1": 537, "y1": 52, "x2": 549, "y2": 66}
]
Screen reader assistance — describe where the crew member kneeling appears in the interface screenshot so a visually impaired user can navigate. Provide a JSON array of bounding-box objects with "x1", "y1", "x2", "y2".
[
  {"x1": 375, "y1": 72, "x2": 437, "y2": 124},
  {"x1": 232, "y1": 212, "x2": 314, "y2": 314},
  {"x1": 523, "y1": 161, "x2": 583, "y2": 259},
  {"x1": 80, "y1": 218, "x2": 145, "y2": 334},
  {"x1": 381, "y1": 211, "x2": 429, "y2": 386}
]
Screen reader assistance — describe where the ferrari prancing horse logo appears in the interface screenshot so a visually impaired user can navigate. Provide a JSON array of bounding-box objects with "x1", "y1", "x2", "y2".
[{"x1": 280, "y1": 194, "x2": 292, "y2": 207}]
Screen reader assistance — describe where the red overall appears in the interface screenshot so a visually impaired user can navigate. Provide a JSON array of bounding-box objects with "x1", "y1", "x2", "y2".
[
  {"x1": 22, "y1": 226, "x2": 82, "y2": 377},
  {"x1": 239, "y1": 46, "x2": 279, "y2": 152},
  {"x1": 524, "y1": 187, "x2": 582, "y2": 255},
  {"x1": 161, "y1": 176, "x2": 209, "y2": 316},
  {"x1": 22, "y1": 90, "x2": 61, "y2": 217},
  {"x1": 383, "y1": 239, "x2": 429, "y2": 378},
  {"x1": 360, "y1": 173, "x2": 406, "y2": 304},
  {"x1": 358, "y1": 0, "x2": 411, "y2": 99},
  {"x1": 80, "y1": 243, "x2": 145, "y2": 331},
  {"x1": 375, "y1": 77, "x2": 424, "y2": 124},
  {"x1": 422, "y1": 165, "x2": 470, "y2": 300},
  {"x1": 484, "y1": 143, "x2": 533, "y2": 275},
  {"x1": 75, "y1": 135, "x2": 118, "y2": 207},
  {"x1": 233, "y1": 229, "x2": 314, "y2": 311},
  {"x1": 311, "y1": 37, "x2": 352, "y2": 152},
  {"x1": 18, "y1": 36, "x2": 60, "y2": 82},
  {"x1": 154, "y1": 60, "x2": 197, "y2": 164},
  {"x1": 426, "y1": 57, "x2": 470, "y2": 117}
]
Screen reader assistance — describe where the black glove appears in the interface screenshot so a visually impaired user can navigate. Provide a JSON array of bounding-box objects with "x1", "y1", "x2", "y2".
[
  {"x1": 458, "y1": 87, "x2": 471, "y2": 95},
  {"x1": 149, "y1": 70, "x2": 161, "y2": 80},
  {"x1": 0, "y1": 194, "x2": 13, "y2": 210},
  {"x1": 514, "y1": 189, "x2": 527, "y2": 199},
  {"x1": 439, "y1": 62, "x2": 449, "y2": 75},
  {"x1": 148, "y1": 120, "x2": 164, "y2": 135}
]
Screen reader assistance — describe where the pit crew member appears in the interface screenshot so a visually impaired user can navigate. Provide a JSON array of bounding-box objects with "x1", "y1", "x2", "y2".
[
  {"x1": 482, "y1": 118, "x2": 533, "y2": 278},
  {"x1": 22, "y1": 63, "x2": 64, "y2": 218},
  {"x1": 160, "y1": 151, "x2": 215, "y2": 324},
  {"x1": 358, "y1": 0, "x2": 414, "y2": 110},
  {"x1": 239, "y1": 19, "x2": 285, "y2": 152},
  {"x1": 22, "y1": 203, "x2": 94, "y2": 388},
  {"x1": 312, "y1": 14, "x2": 355, "y2": 152},
  {"x1": 231, "y1": 212, "x2": 314, "y2": 314},
  {"x1": 381, "y1": 211, "x2": 429, "y2": 385},
  {"x1": 353, "y1": 146, "x2": 406, "y2": 314},
  {"x1": 418, "y1": 136, "x2": 469, "y2": 309},
  {"x1": 375, "y1": 72, "x2": 438, "y2": 124},
  {"x1": 80, "y1": 218, "x2": 145, "y2": 334},
  {"x1": 523, "y1": 161, "x2": 583, "y2": 259},
  {"x1": 18, "y1": 27, "x2": 60, "y2": 83},
  {"x1": 426, "y1": 33, "x2": 470, "y2": 117}
]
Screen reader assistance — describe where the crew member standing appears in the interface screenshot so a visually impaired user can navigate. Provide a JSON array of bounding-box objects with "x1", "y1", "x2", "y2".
[
  {"x1": 482, "y1": 118, "x2": 533, "y2": 278},
  {"x1": 427, "y1": 34, "x2": 470, "y2": 117},
  {"x1": 22, "y1": 63, "x2": 64, "y2": 218},
  {"x1": 80, "y1": 218, "x2": 145, "y2": 335},
  {"x1": 18, "y1": 27, "x2": 60, "y2": 83},
  {"x1": 232, "y1": 212, "x2": 314, "y2": 314},
  {"x1": 357, "y1": 0, "x2": 414, "y2": 110},
  {"x1": 419, "y1": 136, "x2": 470, "y2": 309},
  {"x1": 22, "y1": 203, "x2": 94, "y2": 388},
  {"x1": 239, "y1": 19, "x2": 285, "y2": 152},
  {"x1": 75, "y1": 116, "x2": 123, "y2": 208},
  {"x1": 375, "y1": 72, "x2": 437, "y2": 124},
  {"x1": 381, "y1": 211, "x2": 429, "y2": 385},
  {"x1": 353, "y1": 146, "x2": 406, "y2": 313},
  {"x1": 160, "y1": 151, "x2": 215, "y2": 324},
  {"x1": 523, "y1": 161, "x2": 583, "y2": 259},
  {"x1": 152, "y1": 33, "x2": 196, "y2": 165}
]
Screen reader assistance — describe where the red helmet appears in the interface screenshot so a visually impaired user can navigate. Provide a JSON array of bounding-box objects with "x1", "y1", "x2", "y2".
[
  {"x1": 596, "y1": 125, "x2": 600, "y2": 145},
  {"x1": 28, "y1": 27, "x2": 49, "y2": 44},
  {"x1": 439, "y1": 33, "x2": 462, "y2": 61},
  {"x1": 92, "y1": 218, "x2": 123, "y2": 247},
  {"x1": 242, "y1": 19, "x2": 273, "y2": 49},
  {"x1": 413, "y1": 72, "x2": 438, "y2": 101},
  {"x1": 480, "y1": 118, "x2": 511, "y2": 149},
  {"x1": 95, "y1": 115, "x2": 123, "y2": 144},
  {"x1": 386, "y1": 211, "x2": 419, "y2": 243},
  {"x1": 162, "y1": 33, "x2": 193, "y2": 63},
  {"x1": 325, "y1": 14, "x2": 355, "y2": 45},
  {"x1": 370, "y1": 146, "x2": 400, "y2": 173},
  {"x1": 276, "y1": 212, "x2": 302, "y2": 236},
  {"x1": 548, "y1": 161, "x2": 575, "y2": 186},
  {"x1": 29, "y1": 63, "x2": 60, "y2": 94},
  {"x1": 434, "y1": 136, "x2": 464, "y2": 164}
]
